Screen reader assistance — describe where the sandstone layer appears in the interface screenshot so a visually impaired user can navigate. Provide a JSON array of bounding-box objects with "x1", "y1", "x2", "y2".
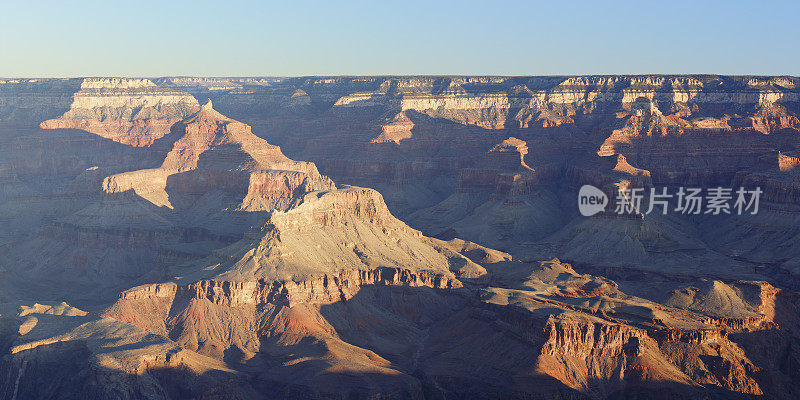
[{"x1": 0, "y1": 75, "x2": 798, "y2": 399}]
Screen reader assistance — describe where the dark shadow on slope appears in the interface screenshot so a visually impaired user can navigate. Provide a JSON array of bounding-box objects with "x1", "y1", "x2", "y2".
[
  {"x1": 0, "y1": 79, "x2": 84, "y2": 128},
  {"x1": 7, "y1": 279, "x2": 796, "y2": 399}
]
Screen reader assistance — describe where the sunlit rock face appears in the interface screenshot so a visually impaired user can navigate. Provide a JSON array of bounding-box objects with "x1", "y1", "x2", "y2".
[
  {"x1": 193, "y1": 75, "x2": 800, "y2": 271},
  {"x1": 40, "y1": 78, "x2": 201, "y2": 146},
  {"x1": 0, "y1": 75, "x2": 800, "y2": 399}
]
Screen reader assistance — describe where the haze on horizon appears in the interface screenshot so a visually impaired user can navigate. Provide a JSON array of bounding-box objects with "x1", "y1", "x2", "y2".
[{"x1": 1, "y1": 0, "x2": 798, "y2": 78}]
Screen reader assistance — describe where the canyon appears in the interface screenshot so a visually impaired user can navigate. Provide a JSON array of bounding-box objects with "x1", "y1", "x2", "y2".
[{"x1": 0, "y1": 75, "x2": 798, "y2": 399}]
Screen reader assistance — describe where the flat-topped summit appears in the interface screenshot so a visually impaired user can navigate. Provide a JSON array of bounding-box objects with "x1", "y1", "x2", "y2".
[
  {"x1": 39, "y1": 77, "x2": 200, "y2": 146},
  {"x1": 78, "y1": 77, "x2": 157, "y2": 90}
]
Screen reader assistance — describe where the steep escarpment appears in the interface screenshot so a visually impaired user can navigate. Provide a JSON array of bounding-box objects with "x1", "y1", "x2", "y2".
[
  {"x1": 0, "y1": 75, "x2": 799, "y2": 399},
  {"x1": 0, "y1": 301, "x2": 242, "y2": 400},
  {"x1": 322, "y1": 75, "x2": 800, "y2": 134},
  {"x1": 3, "y1": 100, "x2": 336, "y2": 304},
  {"x1": 102, "y1": 99, "x2": 331, "y2": 210},
  {"x1": 40, "y1": 78, "x2": 200, "y2": 146},
  {"x1": 0, "y1": 79, "x2": 83, "y2": 126},
  {"x1": 93, "y1": 253, "x2": 800, "y2": 399},
  {"x1": 161, "y1": 184, "x2": 483, "y2": 284},
  {"x1": 0, "y1": 92, "x2": 497, "y2": 399},
  {"x1": 474, "y1": 259, "x2": 800, "y2": 399},
  {"x1": 187, "y1": 75, "x2": 800, "y2": 281},
  {"x1": 84, "y1": 106, "x2": 503, "y2": 398},
  {"x1": 7, "y1": 96, "x2": 486, "y2": 300}
]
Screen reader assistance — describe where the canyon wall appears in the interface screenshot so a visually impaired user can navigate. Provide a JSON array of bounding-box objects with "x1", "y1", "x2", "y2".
[{"x1": 0, "y1": 76, "x2": 798, "y2": 399}]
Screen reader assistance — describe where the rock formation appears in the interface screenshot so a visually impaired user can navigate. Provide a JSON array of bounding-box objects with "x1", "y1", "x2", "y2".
[
  {"x1": 40, "y1": 78, "x2": 200, "y2": 146},
  {"x1": 0, "y1": 75, "x2": 798, "y2": 399}
]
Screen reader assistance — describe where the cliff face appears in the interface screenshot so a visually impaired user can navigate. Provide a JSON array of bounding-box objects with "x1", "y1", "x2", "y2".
[
  {"x1": 0, "y1": 75, "x2": 800, "y2": 399},
  {"x1": 40, "y1": 78, "x2": 200, "y2": 146},
  {"x1": 0, "y1": 95, "x2": 494, "y2": 399},
  {"x1": 3, "y1": 95, "x2": 484, "y2": 296},
  {"x1": 288, "y1": 75, "x2": 800, "y2": 133},
  {"x1": 187, "y1": 75, "x2": 800, "y2": 281},
  {"x1": 96, "y1": 256, "x2": 792, "y2": 399},
  {"x1": 0, "y1": 78, "x2": 83, "y2": 126},
  {"x1": 101, "y1": 100, "x2": 331, "y2": 210}
]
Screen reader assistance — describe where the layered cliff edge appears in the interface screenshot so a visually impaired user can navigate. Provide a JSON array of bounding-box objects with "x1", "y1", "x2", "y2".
[
  {"x1": 38, "y1": 78, "x2": 200, "y2": 146},
  {"x1": 1, "y1": 76, "x2": 800, "y2": 399}
]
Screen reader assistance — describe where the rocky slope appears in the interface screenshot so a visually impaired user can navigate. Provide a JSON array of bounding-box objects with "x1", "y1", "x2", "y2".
[
  {"x1": 0, "y1": 75, "x2": 798, "y2": 399},
  {"x1": 190, "y1": 75, "x2": 800, "y2": 280},
  {"x1": 40, "y1": 78, "x2": 200, "y2": 146}
]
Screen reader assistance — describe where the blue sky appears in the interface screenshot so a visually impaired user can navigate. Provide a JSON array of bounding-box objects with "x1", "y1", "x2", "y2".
[{"x1": 1, "y1": 0, "x2": 798, "y2": 77}]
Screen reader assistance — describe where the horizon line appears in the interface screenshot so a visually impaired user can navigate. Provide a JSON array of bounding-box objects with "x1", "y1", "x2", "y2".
[{"x1": 2, "y1": 73, "x2": 800, "y2": 80}]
